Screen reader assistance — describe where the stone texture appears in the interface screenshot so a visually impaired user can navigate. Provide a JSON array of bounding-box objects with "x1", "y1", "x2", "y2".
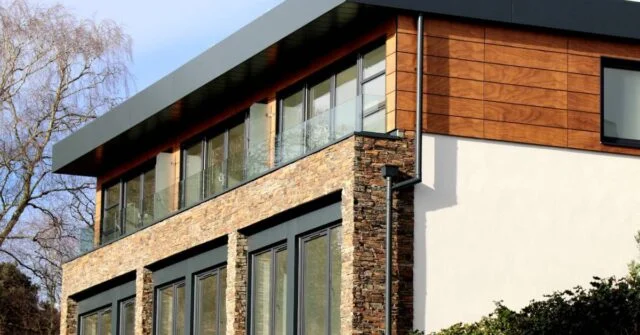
[
  {"x1": 136, "y1": 268, "x2": 153, "y2": 335},
  {"x1": 226, "y1": 232, "x2": 248, "y2": 335}
]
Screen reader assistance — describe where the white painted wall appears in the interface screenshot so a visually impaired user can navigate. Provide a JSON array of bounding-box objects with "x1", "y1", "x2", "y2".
[{"x1": 414, "y1": 134, "x2": 640, "y2": 333}]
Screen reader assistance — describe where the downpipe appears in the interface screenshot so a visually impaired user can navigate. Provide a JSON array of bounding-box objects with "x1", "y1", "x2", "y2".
[{"x1": 383, "y1": 12, "x2": 424, "y2": 335}]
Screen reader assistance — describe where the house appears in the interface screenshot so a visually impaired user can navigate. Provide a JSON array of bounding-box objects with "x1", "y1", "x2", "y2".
[{"x1": 53, "y1": 0, "x2": 640, "y2": 334}]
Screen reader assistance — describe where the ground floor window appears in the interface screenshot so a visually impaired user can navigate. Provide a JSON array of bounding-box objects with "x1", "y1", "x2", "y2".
[
  {"x1": 251, "y1": 246, "x2": 288, "y2": 335},
  {"x1": 76, "y1": 277, "x2": 135, "y2": 335},
  {"x1": 157, "y1": 282, "x2": 186, "y2": 335},
  {"x1": 194, "y1": 267, "x2": 227, "y2": 335},
  {"x1": 80, "y1": 307, "x2": 112, "y2": 335}
]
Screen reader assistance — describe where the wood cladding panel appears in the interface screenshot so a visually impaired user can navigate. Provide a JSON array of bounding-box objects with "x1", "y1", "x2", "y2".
[
  {"x1": 484, "y1": 83, "x2": 567, "y2": 109},
  {"x1": 485, "y1": 102, "x2": 567, "y2": 128},
  {"x1": 567, "y1": 130, "x2": 640, "y2": 155},
  {"x1": 485, "y1": 26, "x2": 567, "y2": 53},
  {"x1": 568, "y1": 92, "x2": 599, "y2": 113},
  {"x1": 426, "y1": 94, "x2": 484, "y2": 119},
  {"x1": 485, "y1": 63, "x2": 567, "y2": 90},
  {"x1": 426, "y1": 56, "x2": 484, "y2": 81},
  {"x1": 485, "y1": 121, "x2": 567, "y2": 147},
  {"x1": 426, "y1": 114, "x2": 484, "y2": 138},
  {"x1": 426, "y1": 37, "x2": 485, "y2": 62},
  {"x1": 568, "y1": 111, "x2": 600, "y2": 132},
  {"x1": 568, "y1": 73, "x2": 600, "y2": 94},
  {"x1": 485, "y1": 44, "x2": 568, "y2": 71},
  {"x1": 568, "y1": 55, "x2": 600, "y2": 75},
  {"x1": 425, "y1": 19, "x2": 485, "y2": 42},
  {"x1": 426, "y1": 75, "x2": 484, "y2": 100}
]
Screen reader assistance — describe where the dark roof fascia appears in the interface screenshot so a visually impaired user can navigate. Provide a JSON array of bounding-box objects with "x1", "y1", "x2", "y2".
[{"x1": 52, "y1": 0, "x2": 347, "y2": 175}]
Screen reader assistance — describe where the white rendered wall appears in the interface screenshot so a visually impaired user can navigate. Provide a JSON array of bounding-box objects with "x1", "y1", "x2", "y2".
[{"x1": 414, "y1": 134, "x2": 640, "y2": 333}]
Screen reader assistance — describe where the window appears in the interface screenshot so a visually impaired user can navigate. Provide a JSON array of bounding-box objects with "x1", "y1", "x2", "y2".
[
  {"x1": 80, "y1": 307, "x2": 111, "y2": 335},
  {"x1": 181, "y1": 104, "x2": 268, "y2": 208},
  {"x1": 278, "y1": 44, "x2": 386, "y2": 162},
  {"x1": 120, "y1": 299, "x2": 135, "y2": 335},
  {"x1": 194, "y1": 267, "x2": 227, "y2": 335},
  {"x1": 100, "y1": 153, "x2": 173, "y2": 245},
  {"x1": 156, "y1": 282, "x2": 186, "y2": 335},
  {"x1": 247, "y1": 201, "x2": 342, "y2": 335},
  {"x1": 602, "y1": 57, "x2": 640, "y2": 148},
  {"x1": 299, "y1": 226, "x2": 342, "y2": 335},
  {"x1": 251, "y1": 247, "x2": 288, "y2": 335}
]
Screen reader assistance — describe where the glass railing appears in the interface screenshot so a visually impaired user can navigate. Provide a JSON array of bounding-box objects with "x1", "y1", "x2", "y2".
[{"x1": 84, "y1": 95, "x2": 386, "y2": 253}]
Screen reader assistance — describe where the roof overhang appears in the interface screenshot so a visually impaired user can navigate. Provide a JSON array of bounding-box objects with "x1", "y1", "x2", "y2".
[{"x1": 53, "y1": 0, "x2": 640, "y2": 177}]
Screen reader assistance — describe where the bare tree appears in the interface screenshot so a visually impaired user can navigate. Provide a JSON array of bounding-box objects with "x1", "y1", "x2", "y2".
[{"x1": 0, "y1": 0, "x2": 131, "y2": 316}]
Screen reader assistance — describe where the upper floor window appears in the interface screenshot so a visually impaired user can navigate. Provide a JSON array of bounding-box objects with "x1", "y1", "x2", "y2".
[
  {"x1": 278, "y1": 44, "x2": 386, "y2": 162},
  {"x1": 182, "y1": 104, "x2": 269, "y2": 208},
  {"x1": 602, "y1": 57, "x2": 640, "y2": 148},
  {"x1": 101, "y1": 152, "x2": 174, "y2": 244}
]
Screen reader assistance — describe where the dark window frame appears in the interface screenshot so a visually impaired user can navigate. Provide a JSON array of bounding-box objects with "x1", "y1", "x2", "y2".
[
  {"x1": 601, "y1": 57, "x2": 640, "y2": 148},
  {"x1": 155, "y1": 280, "x2": 186, "y2": 335},
  {"x1": 193, "y1": 266, "x2": 227, "y2": 335},
  {"x1": 79, "y1": 306, "x2": 112, "y2": 335},
  {"x1": 76, "y1": 278, "x2": 135, "y2": 335},
  {"x1": 180, "y1": 111, "x2": 250, "y2": 207},
  {"x1": 297, "y1": 225, "x2": 342, "y2": 335},
  {"x1": 119, "y1": 298, "x2": 135, "y2": 335},
  {"x1": 249, "y1": 244, "x2": 288, "y2": 335},
  {"x1": 100, "y1": 159, "x2": 156, "y2": 245},
  {"x1": 246, "y1": 201, "x2": 342, "y2": 335},
  {"x1": 276, "y1": 41, "x2": 386, "y2": 162}
]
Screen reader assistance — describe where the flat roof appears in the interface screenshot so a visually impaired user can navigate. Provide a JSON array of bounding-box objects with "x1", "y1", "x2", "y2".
[{"x1": 53, "y1": 0, "x2": 640, "y2": 176}]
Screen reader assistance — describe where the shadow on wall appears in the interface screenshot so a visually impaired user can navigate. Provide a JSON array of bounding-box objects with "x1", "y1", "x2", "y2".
[{"x1": 414, "y1": 133, "x2": 460, "y2": 331}]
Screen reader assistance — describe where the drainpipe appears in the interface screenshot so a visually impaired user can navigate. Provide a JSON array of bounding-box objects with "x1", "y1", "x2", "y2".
[{"x1": 382, "y1": 12, "x2": 424, "y2": 334}]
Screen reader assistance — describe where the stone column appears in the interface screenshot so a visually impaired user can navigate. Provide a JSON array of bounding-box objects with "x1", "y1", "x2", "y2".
[
  {"x1": 226, "y1": 231, "x2": 248, "y2": 335},
  {"x1": 136, "y1": 268, "x2": 154, "y2": 335}
]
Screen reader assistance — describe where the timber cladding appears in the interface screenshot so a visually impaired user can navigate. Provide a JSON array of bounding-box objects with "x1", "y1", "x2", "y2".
[{"x1": 395, "y1": 14, "x2": 640, "y2": 156}]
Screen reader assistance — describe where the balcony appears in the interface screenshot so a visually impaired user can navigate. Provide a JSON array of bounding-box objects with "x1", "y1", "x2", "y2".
[{"x1": 78, "y1": 94, "x2": 385, "y2": 254}]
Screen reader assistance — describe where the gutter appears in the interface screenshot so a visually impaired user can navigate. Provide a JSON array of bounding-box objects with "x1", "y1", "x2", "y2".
[{"x1": 383, "y1": 12, "x2": 424, "y2": 334}]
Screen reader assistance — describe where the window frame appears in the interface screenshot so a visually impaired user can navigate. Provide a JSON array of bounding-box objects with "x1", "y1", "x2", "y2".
[
  {"x1": 276, "y1": 41, "x2": 386, "y2": 163},
  {"x1": 249, "y1": 244, "x2": 288, "y2": 335},
  {"x1": 193, "y1": 266, "x2": 227, "y2": 335},
  {"x1": 180, "y1": 112, "x2": 250, "y2": 207},
  {"x1": 100, "y1": 159, "x2": 156, "y2": 245},
  {"x1": 155, "y1": 280, "x2": 186, "y2": 335},
  {"x1": 79, "y1": 306, "x2": 112, "y2": 335},
  {"x1": 76, "y1": 278, "x2": 135, "y2": 335},
  {"x1": 297, "y1": 225, "x2": 342, "y2": 335},
  {"x1": 601, "y1": 57, "x2": 640, "y2": 148},
  {"x1": 119, "y1": 298, "x2": 135, "y2": 335},
  {"x1": 247, "y1": 200, "x2": 342, "y2": 335}
]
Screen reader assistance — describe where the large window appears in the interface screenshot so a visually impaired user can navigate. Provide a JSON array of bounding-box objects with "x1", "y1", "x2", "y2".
[
  {"x1": 602, "y1": 57, "x2": 640, "y2": 148},
  {"x1": 278, "y1": 44, "x2": 386, "y2": 162},
  {"x1": 101, "y1": 153, "x2": 173, "y2": 245},
  {"x1": 80, "y1": 307, "x2": 111, "y2": 335},
  {"x1": 156, "y1": 282, "x2": 186, "y2": 335},
  {"x1": 194, "y1": 267, "x2": 227, "y2": 335},
  {"x1": 76, "y1": 278, "x2": 135, "y2": 335},
  {"x1": 248, "y1": 201, "x2": 342, "y2": 335},
  {"x1": 251, "y1": 247, "x2": 288, "y2": 335},
  {"x1": 182, "y1": 104, "x2": 269, "y2": 207},
  {"x1": 152, "y1": 244, "x2": 227, "y2": 335}
]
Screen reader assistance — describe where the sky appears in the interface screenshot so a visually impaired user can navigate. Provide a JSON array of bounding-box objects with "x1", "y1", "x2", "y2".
[{"x1": 40, "y1": 0, "x2": 284, "y2": 93}]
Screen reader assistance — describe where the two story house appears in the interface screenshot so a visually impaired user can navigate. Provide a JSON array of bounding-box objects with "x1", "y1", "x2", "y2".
[{"x1": 53, "y1": 0, "x2": 640, "y2": 334}]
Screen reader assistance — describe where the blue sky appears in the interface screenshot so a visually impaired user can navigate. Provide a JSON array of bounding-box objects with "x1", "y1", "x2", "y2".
[{"x1": 43, "y1": 0, "x2": 284, "y2": 92}]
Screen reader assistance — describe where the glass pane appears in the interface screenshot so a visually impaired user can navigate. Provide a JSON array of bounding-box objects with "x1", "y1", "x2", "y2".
[
  {"x1": 102, "y1": 206, "x2": 120, "y2": 243},
  {"x1": 335, "y1": 66, "x2": 358, "y2": 138},
  {"x1": 307, "y1": 79, "x2": 332, "y2": 152},
  {"x1": 158, "y1": 286, "x2": 174, "y2": 335},
  {"x1": 330, "y1": 227, "x2": 342, "y2": 335},
  {"x1": 363, "y1": 110, "x2": 386, "y2": 133},
  {"x1": 105, "y1": 184, "x2": 120, "y2": 207},
  {"x1": 81, "y1": 313, "x2": 98, "y2": 335},
  {"x1": 219, "y1": 268, "x2": 227, "y2": 334},
  {"x1": 281, "y1": 90, "x2": 305, "y2": 162},
  {"x1": 363, "y1": 45, "x2": 385, "y2": 78},
  {"x1": 184, "y1": 142, "x2": 203, "y2": 207},
  {"x1": 176, "y1": 285, "x2": 186, "y2": 335},
  {"x1": 247, "y1": 103, "x2": 269, "y2": 178},
  {"x1": 142, "y1": 168, "x2": 155, "y2": 226},
  {"x1": 100, "y1": 310, "x2": 112, "y2": 335},
  {"x1": 197, "y1": 274, "x2": 218, "y2": 335},
  {"x1": 206, "y1": 134, "x2": 225, "y2": 197},
  {"x1": 228, "y1": 122, "x2": 246, "y2": 188},
  {"x1": 124, "y1": 176, "x2": 141, "y2": 234},
  {"x1": 363, "y1": 75, "x2": 386, "y2": 116},
  {"x1": 122, "y1": 301, "x2": 135, "y2": 335},
  {"x1": 274, "y1": 249, "x2": 288, "y2": 335},
  {"x1": 604, "y1": 67, "x2": 640, "y2": 141},
  {"x1": 253, "y1": 251, "x2": 272, "y2": 335},
  {"x1": 303, "y1": 235, "x2": 328, "y2": 335},
  {"x1": 155, "y1": 152, "x2": 174, "y2": 217}
]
